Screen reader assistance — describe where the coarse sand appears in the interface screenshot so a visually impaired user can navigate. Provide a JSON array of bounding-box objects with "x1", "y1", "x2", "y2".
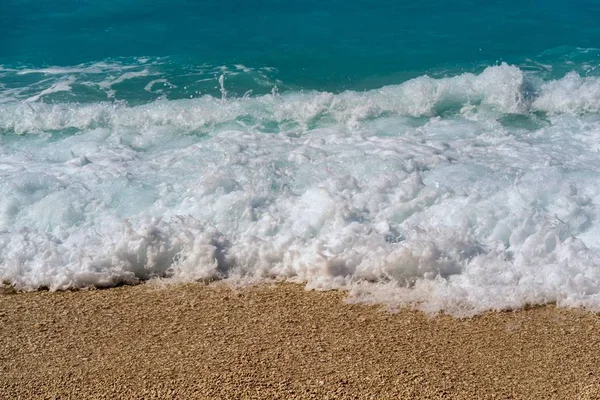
[{"x1": 2, "y1": 282, "x2": 600, "y2": 399}]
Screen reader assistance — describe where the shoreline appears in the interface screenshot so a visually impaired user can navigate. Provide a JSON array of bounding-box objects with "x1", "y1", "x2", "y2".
[{"x1": 2, "y1": 282, "x2": 600, "y2": 399}]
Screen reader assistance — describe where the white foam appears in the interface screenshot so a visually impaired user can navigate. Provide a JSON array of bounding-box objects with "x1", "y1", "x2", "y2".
[
  {"x1": 3, "y1": 63, "x2": 600, "y2": 135},
  {"x1": 95, "y1": 69, "x2": 154, "y2": 98},
  {"x1": 2, "y1": 64, "x2": 600, "y2": 316},
  {"x1": 10, "y1": 62, "x2": 140, "y2": 76},
  {"x1": 533, "y1": 72, "x2": 600, "y2": 114},
  {"x1": 0, "y1": 59, "x2": 283, "y2": 104},
  {"x1": 23, "y1": 76, "x2": 76, "y2": 103},
  {"x1": 144, "y1": 79, "x2": 177, "y2": 93}
]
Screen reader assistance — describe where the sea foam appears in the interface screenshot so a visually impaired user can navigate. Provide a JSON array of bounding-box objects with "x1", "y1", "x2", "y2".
[{"x1": 2, "y1": 63, "x2": 600, "y2": 316}]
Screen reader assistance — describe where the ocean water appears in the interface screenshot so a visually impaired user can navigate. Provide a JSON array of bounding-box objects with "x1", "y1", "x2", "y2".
[{"x1": 2, "y1": 1, "x2": 600, "y2": 315}]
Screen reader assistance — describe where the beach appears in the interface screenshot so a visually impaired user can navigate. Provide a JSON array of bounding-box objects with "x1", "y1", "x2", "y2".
[
  {"x1": 4, "y1": 1, "x2": 600, "y2": 398},
  {"x1": 2, "y1": 283, "x2": 600, "y2": 399}
]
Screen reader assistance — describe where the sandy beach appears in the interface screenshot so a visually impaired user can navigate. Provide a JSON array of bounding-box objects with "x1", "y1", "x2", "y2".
[{"x1": 2, "y1": 282, "x2": 600, "y2": 399}]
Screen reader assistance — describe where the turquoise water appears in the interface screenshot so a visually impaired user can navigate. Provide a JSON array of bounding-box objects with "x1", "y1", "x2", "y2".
[
  {"x1": 3, "y1": 0, "x2": 600, "y2": 94},
  {"x1": 2, "y1": 1, "x2": 600, "y2": 315}
]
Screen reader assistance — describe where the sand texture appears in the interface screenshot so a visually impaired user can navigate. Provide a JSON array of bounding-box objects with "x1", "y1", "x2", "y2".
[{"x1": 2, "y1": 282, "x2": 600, "y2": 399}]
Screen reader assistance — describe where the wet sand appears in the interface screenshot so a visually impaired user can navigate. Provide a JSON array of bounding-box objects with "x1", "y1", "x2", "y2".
[{"x1": 2, "y1": 282, "x2": 600, "y2": 399}]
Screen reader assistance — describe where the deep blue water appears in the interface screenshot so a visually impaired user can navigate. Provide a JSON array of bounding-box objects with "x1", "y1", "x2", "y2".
[{"x1": 3, "y1": 0, "x2": 600, "y2": 92}]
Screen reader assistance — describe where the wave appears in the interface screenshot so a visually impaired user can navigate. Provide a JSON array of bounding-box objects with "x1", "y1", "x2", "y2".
[
  {"x1": 2, "y1": 63, "x2": 600, "y2": 316},
  {"x1": 1, "y1": 64, "x2": 600, "y2": 136}
]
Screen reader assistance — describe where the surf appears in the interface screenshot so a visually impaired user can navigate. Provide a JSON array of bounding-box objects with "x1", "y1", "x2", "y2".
[{"x1": 1, "y1": 62, "x2": 600, "y2": 316}]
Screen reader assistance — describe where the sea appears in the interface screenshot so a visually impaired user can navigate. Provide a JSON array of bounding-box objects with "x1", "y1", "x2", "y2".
[{"x1": 2, "y1": 0, "x2": 600, "y2": 315}]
